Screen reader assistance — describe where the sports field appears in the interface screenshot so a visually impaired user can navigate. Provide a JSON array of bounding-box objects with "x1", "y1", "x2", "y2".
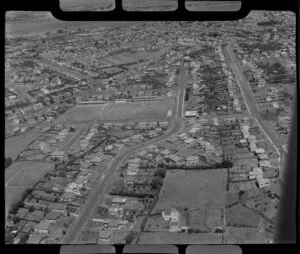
[
  {"x1": 101, "y1": 99, "x2": 174, "y2": 121},
  {"x1": 5, "y1": 161, "x2": 54, "y2": 213},
  {"x1": 56, "y1": 104, "x2": 107, "y2": 122},
  {"x1": 5, "y1": 126, "x2": 42, "y2": 160},
  {"x1": 155, "y1": 169, "x2": 227, "y2": 210}
]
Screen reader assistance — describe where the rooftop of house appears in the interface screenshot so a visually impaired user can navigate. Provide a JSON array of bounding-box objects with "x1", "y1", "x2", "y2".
[
  {"x1": 34, "y1": 220, "x2": 52, "y2": 231},
  {"x1": 186, "y1": 155, "x2": 199, "y2": 161},
  {"x1": 98, "y1": 230, "x2": 113, "y2": 239},
  {"x1": 112, "y1": 197, "x2": 127, "y2": 204}
]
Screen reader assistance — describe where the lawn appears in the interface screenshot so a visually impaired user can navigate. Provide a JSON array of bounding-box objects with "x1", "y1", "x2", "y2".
[
  {"x1": 226, "y1": 204, "x2": 261, "y2": 228},
  {"x1": 155, "y1": 169, "x2": 227, "y2": 210},
  {"x1": 138, "y1": 232, "x2": 222, "y2": 244},
  {"x1": 188, "y1": 209, "x2": 210, "y2": 232},
  {"x1": 145, "y1": 214, "x2": 170, "y2": 232},
  {"x1": 206, "y1": 208, "x2": 224, "y2": 227},
  {"x1": 189, "y1": 208, "x2": 223, "y2": 231},
  {"x1": 5, "y1": 186, "x2": 27, "y2": 217},
  {"x1": 56, "y1": 105, "x2": 106, "y2": 122},
  {"x1": 101, "y1": 99, "x2": 174, "y2": 121},
  {"x1": 224, "y1": 227, "x2": 269, "y2": 243},
  {"x1": 5, "y1": 126, "x2": 42, "y2": 160},
  {"x1": 5, "y1": 161, "x2": 54, "y2": 212}
]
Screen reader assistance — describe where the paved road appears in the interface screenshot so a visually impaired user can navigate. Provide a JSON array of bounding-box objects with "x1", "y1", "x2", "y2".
[
  {"x1": 64, "y1": 65, "x2": 187, "y2": 243},
  {"x1": 224, "y1": 44, "x2": 282, "y2": 156},
  {"x1": 64, "y1": 118, "x2": 184, "y2": 243},
  {"x1": 176, "y1": 66, "x2": 187, "y2": 118}
]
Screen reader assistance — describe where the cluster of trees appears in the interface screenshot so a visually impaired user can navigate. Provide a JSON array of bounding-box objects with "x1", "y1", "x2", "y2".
[
  {"x1": 215, "y1": 160, "x2": 233, "y2": 169},
  {"x1": 214, "y1": 227, "x2": 225, "y2": 233},
  {"x1": 228, "y1": 223, "x2": 257, "y2": 228},
  {"x1": 187, "y1": 228, "x2": 209, "y2": 234},
  {"x1": 150, "y1": 168, "x2": 167, "y2": 190},
  {"x1": 5, "y1": 230, "x2": 14, "y2": 244},
  {"x1": 153, "y1": 168, "x2": 166, "y2": 178},
  {"x1": 185, "y1": 87, "x2": 192, "y2": 101},
  {"x1": 150, "y1": 177, "x2": 163, "y2": 190},
  {"x1": 109, "y1": 189, "x2": 154, "y2": 199},
  {"x1": 5, "y1": 157, "x2": 13, "y2": 169},
  {"x1": 157, "y1": 160, "x2": 233, "y2": 170},
  {"x1": 124, "y1": 231, "x2": 136, "y2": 244}
]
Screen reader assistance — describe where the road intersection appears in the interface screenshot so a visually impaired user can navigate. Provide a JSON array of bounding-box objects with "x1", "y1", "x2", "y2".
[{"x1": 64, "y1": 65, "x2": 187, "y2": 243}]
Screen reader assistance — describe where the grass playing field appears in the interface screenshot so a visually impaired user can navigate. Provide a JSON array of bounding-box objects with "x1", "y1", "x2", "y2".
[
  {"x1": 101, "y1": 99, "x2": 174, "y2": 121},
  {"x1": 155, "y1": 169, "x2": 227, "y2": 210},
  {"x1": 5, "y1": 161, "x2": 54, "y2": 214},
  {"x1": 55, "y1": 104, "x2": 106, "y2": 122}
]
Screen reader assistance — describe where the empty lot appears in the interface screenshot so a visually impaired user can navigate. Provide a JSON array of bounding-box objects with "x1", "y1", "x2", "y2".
[
  {"x1": 155, "y1": 169, "x2": 227, "y2": 210},
  {"x1": 224, "y1": 227, "x2": 269, "y2": 243},
  {"x1": 226, "y1": 204, "x2": 261, "y2": 228},
  {"x1": 138, "y1": 232, "x2": 222, "y2": 244}
]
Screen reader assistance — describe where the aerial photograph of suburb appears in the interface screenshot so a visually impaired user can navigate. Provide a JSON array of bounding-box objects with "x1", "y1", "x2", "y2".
[{"x1": 5, "y1": 0, "x2": 296, "y2": 244}]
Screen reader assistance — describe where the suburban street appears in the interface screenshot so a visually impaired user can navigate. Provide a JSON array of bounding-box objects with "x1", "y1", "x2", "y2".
[
  {"x1": 176, "y1": 66, "x2": 187, "y2": 118},
  {"x1": 224, "y1": 44, "x2": 282, "y2": 156},
  {"x1": 64, "y1": 65, "x2": 187, "y2": 243}
]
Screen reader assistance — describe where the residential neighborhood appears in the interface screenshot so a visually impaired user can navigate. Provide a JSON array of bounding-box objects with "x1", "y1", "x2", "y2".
[{"x1": 5, "y1": 10, "x2": 295, "y2": 244}]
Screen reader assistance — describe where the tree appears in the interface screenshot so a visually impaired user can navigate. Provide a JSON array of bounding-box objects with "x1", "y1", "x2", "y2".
[
  {"x1": 12, "y1": 216, "x2": 21, "y2": 224},
  {"x1": 239, "y1": 190, "x2": 245, "y2": 197},
  {"x1": 154, "y1": 168, "x2": 166, "y2": 179},
  {"x1": 214, "y1": 227, "x2": 225, "y2": 233},
  {"x1": 5, "y1": 157, "x2": 13, "y2": 169},
  {"x1": 19, "y1": 233, "x2": 30, "y2": 244},
  {"x1": 124, "y1": 231, "x2": 136, "y2": 244},
  {"x1": 9, "y1": 200, "x2": 24, "y2": 215},
  {"x1": 150, "y1": 177, "x2": 163, "y2": 190},
  {"x1": 5, "y1": 231, "x2": 14, "y2": 244}
]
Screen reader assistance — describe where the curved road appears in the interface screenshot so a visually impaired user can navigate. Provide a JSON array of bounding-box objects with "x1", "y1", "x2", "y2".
[
  {"x1": 64, "y1": 66, "x2": 187, "y2": 243},
  {"x1": 64, "y1": 118, "x2": 184, "y2": 243}
]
